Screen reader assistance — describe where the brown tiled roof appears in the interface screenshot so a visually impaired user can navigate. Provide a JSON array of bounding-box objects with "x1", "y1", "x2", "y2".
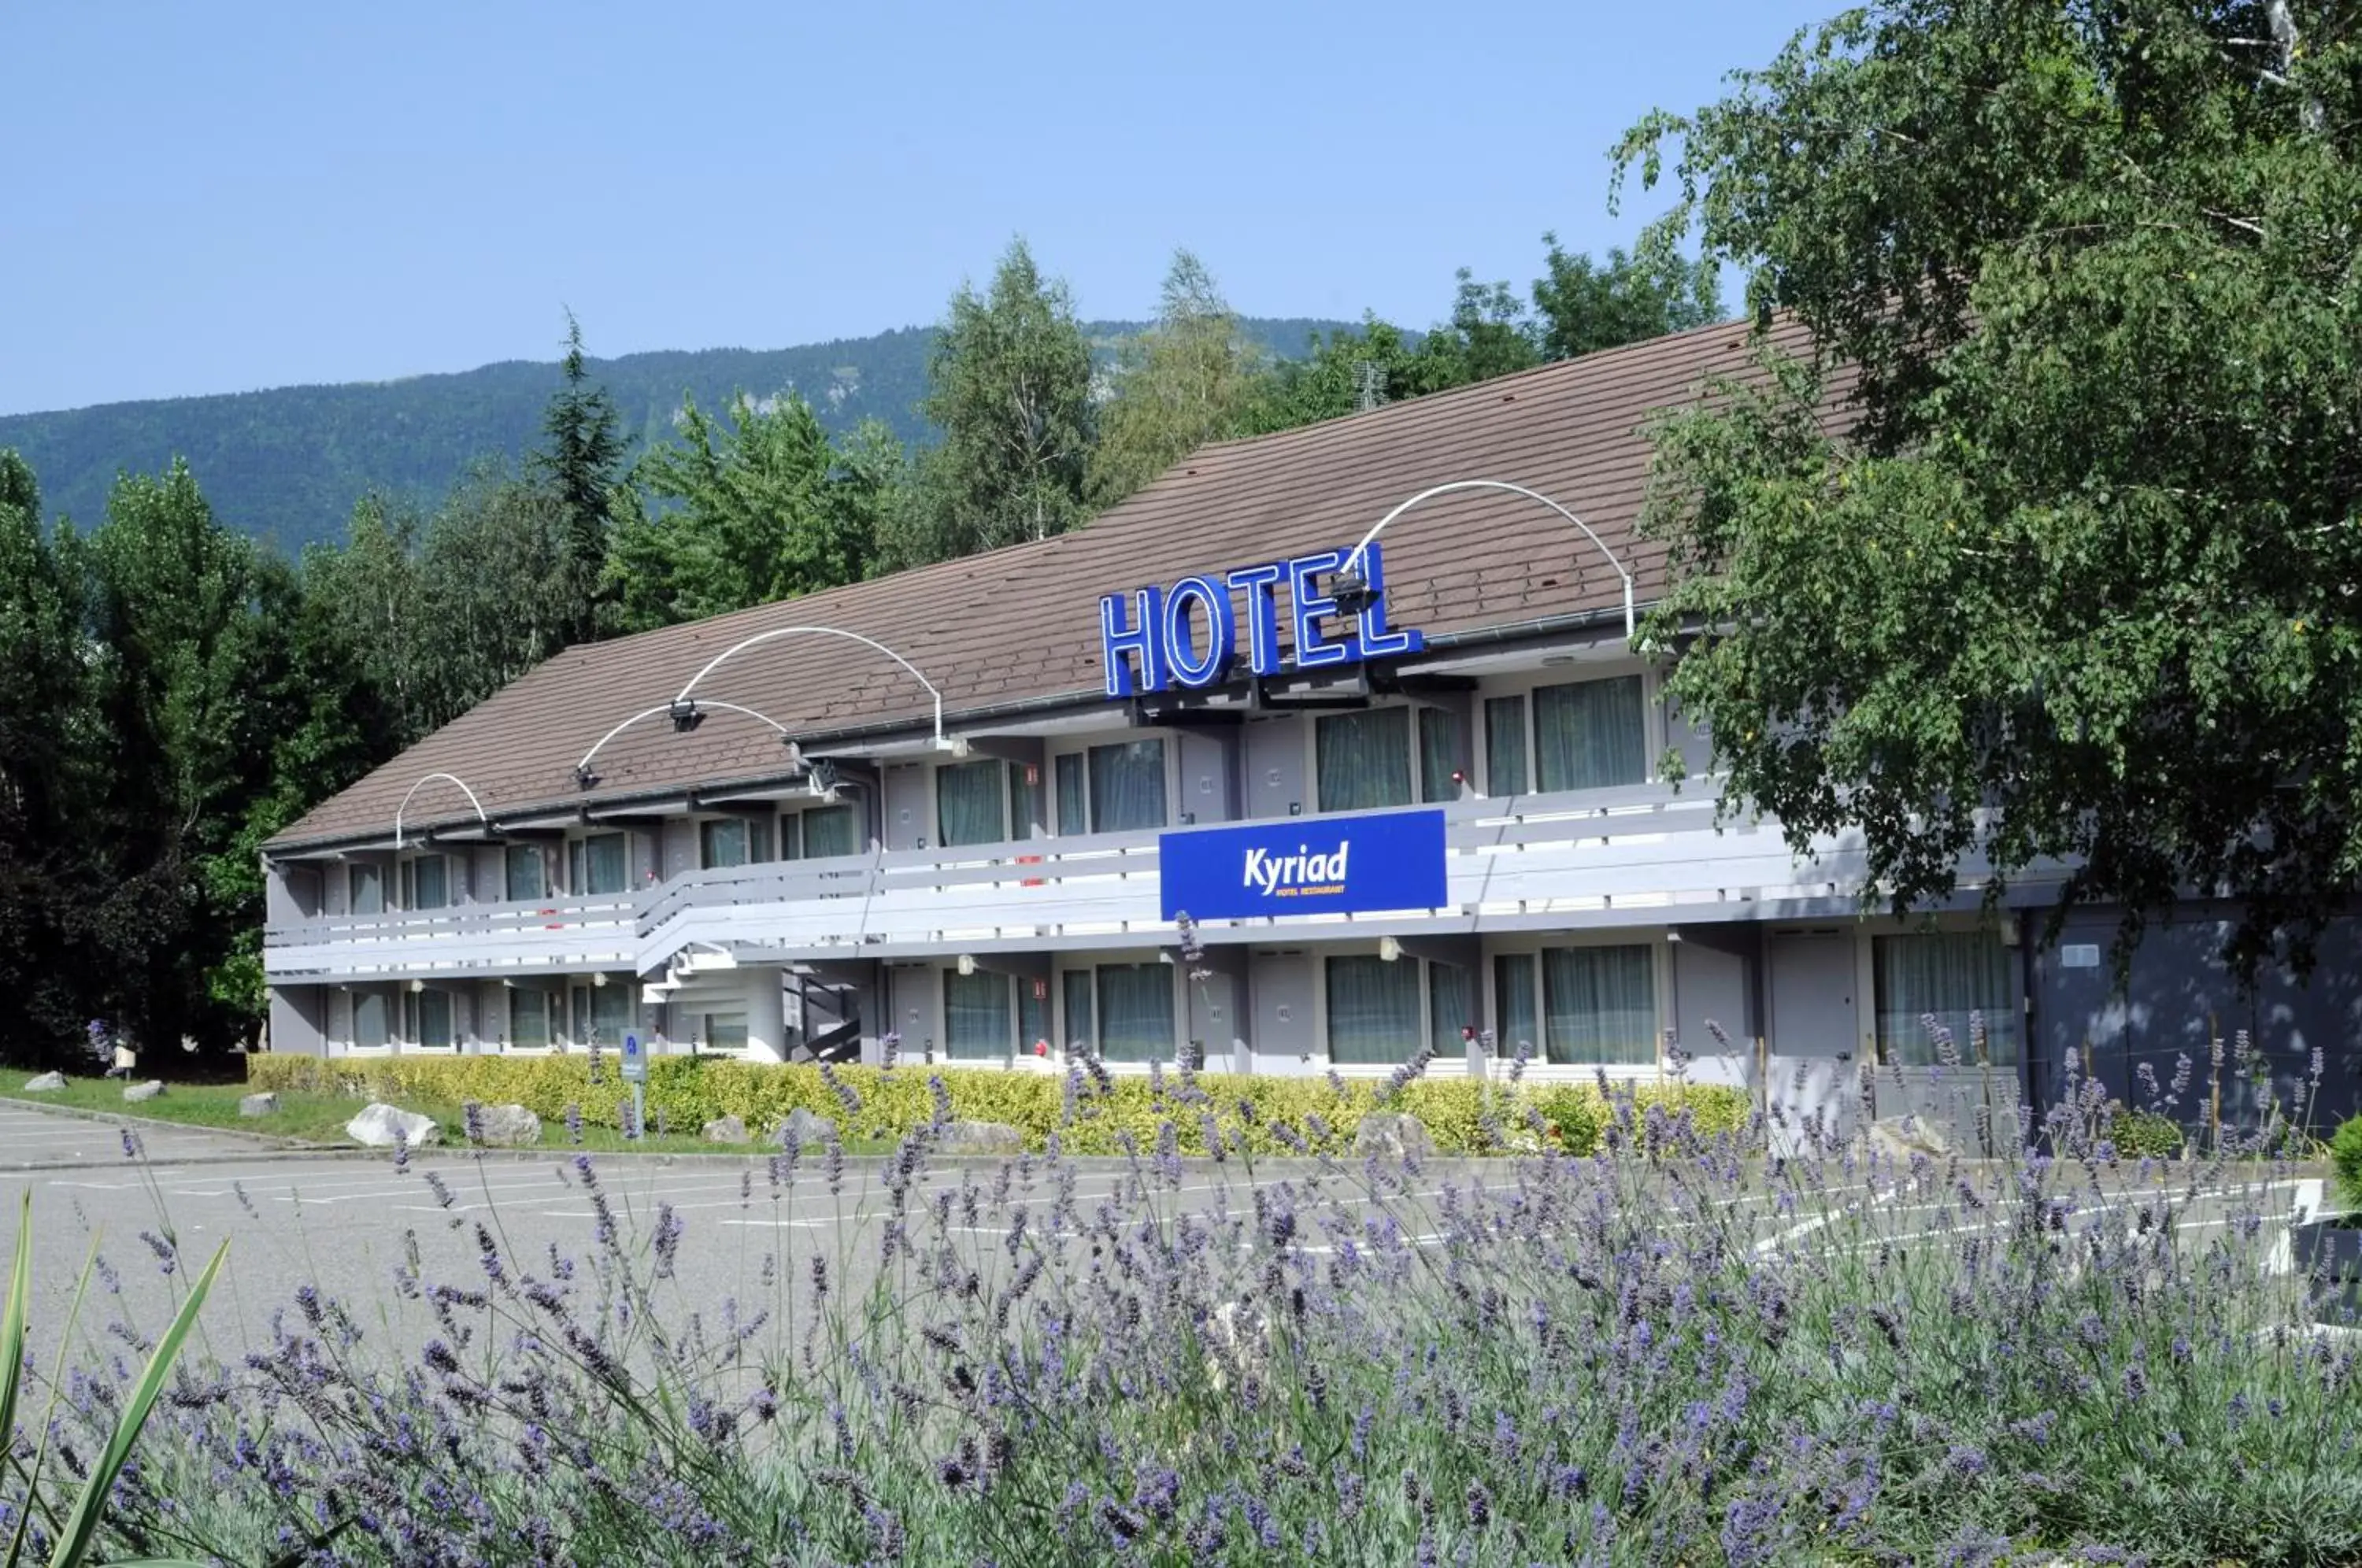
[{"x1": 270, "y1": 316, "x2": 1809, "y2": 849}]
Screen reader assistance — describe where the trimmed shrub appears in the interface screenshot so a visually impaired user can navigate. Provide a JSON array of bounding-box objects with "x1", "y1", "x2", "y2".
[
  {"x1": 2331, "y1": 1113, "x2": 2362, "y2": 1210},
  {"x1": 2109, "y1": 1108, "x2": 2186, "y2": 1160},
  {"x1": 245, "y1": 1054, "x2": 1749, "y2": 1157}
]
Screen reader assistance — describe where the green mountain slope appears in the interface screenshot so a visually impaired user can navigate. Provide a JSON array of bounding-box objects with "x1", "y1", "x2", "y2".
[{"x1": 0, "y1": 318, "x2": 1346, "y2": 553}]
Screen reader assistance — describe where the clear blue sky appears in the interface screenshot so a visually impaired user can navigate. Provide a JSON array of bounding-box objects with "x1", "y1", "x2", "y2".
[{"x1": 1, "y1": 1, "x2": 1830, "y2": 416}]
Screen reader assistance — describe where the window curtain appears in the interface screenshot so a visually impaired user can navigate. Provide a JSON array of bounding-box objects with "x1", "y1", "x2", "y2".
[
  {"x1": 700, "y1": 819, "x2": 750, "y2": 869},
  {"x1": 1325, "y1": 954, "x2": 1422, "y2": 1065},
  {"x1": 590, "y1": 981, "x2": 632, "y2": 1045},
  {"x1": 943, "y1": 970, "x2": 1010, "y2": 1060},
  {"x1": 1316, "y1": 708, "x2": 1413, "y2": 812},
  {"x1": 1096, "y1": 963, "x2": 1172, "y2": 1063},
  {"x1": 1875, "y1": 933, "x2": 2019, "y2": 1066},
  {"x1": 1418, "y1": 708, "x2": 1464, "y2": 803},
  {"x1": 802, "y1": 806, "x2": 861, "y2": 860},
  {"x1": 937, "y1": 760, "x2": 1006, "y2": 848},
  {"x1": 505, "y1": 845, "x2": 546, "y2": 902},
  {"x1": 1055, "y1": 753, "x2": 1087, "y2": 835},
  {"x1": 1535, "y1": 676, "x2": 1647, "y2": 793},
  {"x1": 583, "y1": 834, "x2": 629, "y2": 895},
  {"x1": 349, "y1": 864, "x2": 384, "y2": 915},
  {"x1": 1494, "y1": 953, "x2": 1539, "y2": 1060},
  {"x1": 1010, "y1": 762, "x2": 1046, "y2": 840},
  {"x1": 704, "y1": 1013, "x2": 750, "y2": 1052},
  {"x1": 1485, "y1": 696, "x2": 1530, "y2": 797},
  {"x1": 509, "y1": 989, "x2": 550, "y2": 1050},
  {"x1": 1428, "y1": 961, "x2": 1473, "y2": 1055},
  {"x1": 354, "y1": 991, "x2": 391, "y2": 1049},
  {"x1": 1061, "y1": 969, "x2": 1095, "y2": 1053},
  {"x1": 416, "y1": 990, "x2": 454, "y2": 1049},
  {"x1": 776, "y1": 812, "x2": 805, "y2": 861},
  {"x1": 408, "y1": 856, "x2": 449, "y2": 910},
  {"x1": 1542, "y1": 945, "x2": 1657, "y2": 1065},
  {"x1": 1088, "y1": 741, "x2": 1168, "y2": 833}
]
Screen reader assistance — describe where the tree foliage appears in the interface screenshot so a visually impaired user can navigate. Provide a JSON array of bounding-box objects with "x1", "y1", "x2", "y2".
[
  {"x1": 534, "y1": 312, "x2": 627, "y2": 648},
  {"x1": 1086, "y1": 250, "x2": 1264, "y2": 508},
  {"x1": 1623, "y1": 0, "x2": 2362, "y2": 974}
]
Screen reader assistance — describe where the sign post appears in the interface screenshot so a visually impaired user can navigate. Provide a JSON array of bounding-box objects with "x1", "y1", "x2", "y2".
[{"x1": 620, "y1": 1031, "x2": 648, "y2": 1140}]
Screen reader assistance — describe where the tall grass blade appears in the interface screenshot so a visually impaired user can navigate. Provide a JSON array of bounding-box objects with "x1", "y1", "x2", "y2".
[
  {"x1": 43, "y1": 1237, "x2": 228, "y2": 1568},
  {"x1": 0, "y1": 1192, "x2": 29, "y2": 1491}
]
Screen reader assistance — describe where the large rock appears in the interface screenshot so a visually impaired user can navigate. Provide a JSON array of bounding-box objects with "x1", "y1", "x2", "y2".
[
  {"x1": 1355, "y1": 1112, "x2": 1435, "y2": 1162},
  {"x1": 702, "y1": 1115, "x2": 750, "y2": 1145},
  {"x1": 472, "y1": 1104, "x2": 541, "y2": 1147},
  {"x1": 779, "y1": 1107, "x2": 836, "y2": 1148},
  {"x1": 346, "y1": 1102, "x2": 442, "y2": 1149},
  {"x1": 935, "y1": 1119, "x2": 1024, "y2": 1157},
  {"x1": 1868, "y1": 1115, "x2": 1950, "y2": 1161},
  {"x1": 238, "y1": 1092, "x2": 280, "y2": 1118},
  {"x1": 122, "y1": 1080, "x2": 165, "y2": 1104},
  {"x1": 20, "y1": 1072, "x2": 65, "y2": 1093}
]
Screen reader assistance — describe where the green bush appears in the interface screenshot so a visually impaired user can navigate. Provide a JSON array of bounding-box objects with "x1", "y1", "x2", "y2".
[
  {"x1": 2110, "y1": 1108, "x2": 2187, "y2": 1160},
  {"x1": 2331, "y1": 1114, "x2": 2362, "y2": 1211},
  {"x1": 245, "y1": 1054, "x2": 1750, "y2": 1157}
]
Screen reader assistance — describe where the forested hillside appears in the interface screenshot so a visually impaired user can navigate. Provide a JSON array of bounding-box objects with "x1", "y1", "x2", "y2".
[{"x1": 0, "y1": 319, "x2": 1343, "y2": 551}]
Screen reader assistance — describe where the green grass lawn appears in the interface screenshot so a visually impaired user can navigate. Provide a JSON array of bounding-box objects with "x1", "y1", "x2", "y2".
[{"x1": 0, "y1": 1074, "x2": 787, "y2": 1156}]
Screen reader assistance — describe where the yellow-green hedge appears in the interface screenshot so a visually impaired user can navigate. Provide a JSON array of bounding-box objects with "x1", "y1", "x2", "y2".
[{"x1": 245, "y1": 1053, "x2": 1750, "y2": 1158}]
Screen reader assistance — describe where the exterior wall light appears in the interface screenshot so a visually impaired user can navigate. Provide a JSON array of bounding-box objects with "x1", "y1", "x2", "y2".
[
  {"x1": 956, "y1": 954, "x2": 977, "y2": 977},
  {"x1": 1379, "y1": 936, "x2": 1404, "y2": 963}
]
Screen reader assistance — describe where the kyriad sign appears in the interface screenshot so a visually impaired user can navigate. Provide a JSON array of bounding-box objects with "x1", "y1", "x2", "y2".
[
  {"x1": 1100, "y1": 542, "x2": 1423, "y2": 698},
  {"x1": 1158, "y1": 809, "x2": 1449, "y2": 922}
]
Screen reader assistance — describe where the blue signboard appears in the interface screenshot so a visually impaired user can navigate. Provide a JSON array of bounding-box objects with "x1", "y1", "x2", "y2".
[
  {"x1": 1159, "y1": 809, "x2": 1449, "y2": 922},
  {"x1": 1101, "y1": 541, "x2": 1423, "y2": 698},
  {"x1": 620, "y1": 1030, "x2": 647, "y2": 1084}
]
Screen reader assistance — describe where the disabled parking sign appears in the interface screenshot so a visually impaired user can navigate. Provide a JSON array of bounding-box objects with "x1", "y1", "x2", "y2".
[{"x1": 620, "y1": 1031, "x2": 648, "y2": 1084}]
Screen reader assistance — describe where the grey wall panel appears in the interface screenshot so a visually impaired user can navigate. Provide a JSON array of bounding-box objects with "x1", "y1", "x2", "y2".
[
  {"x1": 268, "y1": 987, "x2": 328, "y2": 1056},
  {"x1": 1672, "y1": 937, "x2": 1753, "y2": 1061},
  {"x1": 1176, "y1": 730, "x2": 1239, "y2": 824},
  {"x1": 883, "y1": 765, "x2": 928, "y2": 852},
  {"x1": 663, "y1": 819, "x2": 698, "y2": 880},
  {"x1": 1248, "y1": 951, "x2": 1316, "y2": 1073},
  {"x1": 1242, "y1": 717, "x2": 1305, "y2": 823},
  {"x1": 887, "y1": 963, "x2": 946, "y2": 1063}
]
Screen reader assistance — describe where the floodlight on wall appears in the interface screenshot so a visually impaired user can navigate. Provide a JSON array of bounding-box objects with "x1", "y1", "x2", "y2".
[
  {"x1": 409, "y1": 978, "x2": 425, "y2": 993},
  {"x1": 671, "y1": 624, "x2": 958, "y2": 753},
  {"x1": 1379, "y1": 936, "x2": 1404, "y2": 963},
  {"x1": 1334, "y1": 479, "x2": 1637, "y2": 644},
  {"x1": 956, "y1": 954, "x2": 977, "y2": 977},
  {"x1": 593, "y1": 971, "x2": 609, "y2": 987}
]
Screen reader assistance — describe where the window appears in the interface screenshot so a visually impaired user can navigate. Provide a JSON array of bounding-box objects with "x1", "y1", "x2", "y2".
[
  {"x1": 703, "y1": 1012, "x2": 750, "y2": 1052},
  {"x1": 1534, "y1": 676, "x2": 1647, "y2": 793},
  {"x1": 944, "y1": 970, "x2": 1011, "y2": 1060},
  {"x1": 1542, "y1": 945, "x2": 1657, "y2": 1066},
  {"x1": 1087, "y1": 740, "x2": 1168, "y2": 832},
  {"x1": 1417, "y1": 708, "x2": 1464, "y2": 804},
  {"x1": 1095, "y1": 963, "x2": 1172, "y2": 1063},
  {"x1": 1010, "y1": 762, "x2": 1045, "y2": 840},
  {"x1": 1326, "y1": 955, "x2": 1423, "y2": 1065},
  {"x1": 700, "y1": 816, "x2": 771, "y2": 869},
  {"x1": 404, "y1": 855, "x2": 450, "y2": 911},
  {"x1": 505, "y1": 844, "x2": 547, "y2": 902},
  {"x1": 1061, "y1": 968, "x2": 1094, "y2": 1053},
  {"x1": 576, "y1": 980, "x2": 631, "y2": 1048},
  {"x1": 1495, "y1": 953, "x2": 1539, "y2": 1060},
  {"x1": 509, "y1": 989, "x2": 553, "y2": 1050},
  {"x1": 801, "y1": 805, "x2": 862, "y2": 859},
  {"x1": 937, "y1": 759, "x2": 1007, "y2": 848},
  {"x1": 1874, "y1": 931, "x2": 2019, "y2": 1066},
  {"x1": 1485, "y1": 695, "x2": 1530, "y2": 797},
  {"x1": 348, "y1": 863, "x2": 385, "y2": 916},
  {"x1": 406, "y1": 989, "x2": 454, "y2": 1049},
  {"x1": 776, "y1": 812, "x2": 805, "y2": 860},
  {"x1": 573, "y1": 832, "x2": 630, "y2": 895},
  {"x1": 1054, "y1": 753, "x2": 1087, "y2": 835},
  {"x1": 1316, "y1": 708, "x2": 1412, "y2": 812},
  {"x1": 1018, "y1": 975, "x2": 1049, "y2": 1053},
  {"x1": 353, "y1": 990, "x2": 391, "y2": 1050},
  {"x1": 1429, "y1": 961, "x2": 1473, "y2": 1055}
]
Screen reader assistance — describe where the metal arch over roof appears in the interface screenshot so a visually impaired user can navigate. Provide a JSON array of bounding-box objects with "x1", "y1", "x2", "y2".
[{"x1": 268, "y1": 316, "x2": 1816, "y2": 852}]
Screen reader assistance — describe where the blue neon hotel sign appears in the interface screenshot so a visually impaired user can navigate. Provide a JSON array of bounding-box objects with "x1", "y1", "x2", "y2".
[
  {"x1": 1159, "y1": 808, "x2": 1448, "y2": 922},
  {"x1": 1100, "y1": 542, "x2": 1424, "y2": 698}
]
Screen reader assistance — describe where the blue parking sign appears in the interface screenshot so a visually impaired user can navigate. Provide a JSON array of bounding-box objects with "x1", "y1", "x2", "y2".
[{"x1": 620, "y1": 1031, "x2": 647, "y2": 1083}]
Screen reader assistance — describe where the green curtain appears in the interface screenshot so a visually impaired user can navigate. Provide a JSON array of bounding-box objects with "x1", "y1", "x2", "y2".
[
  {"x1": 700, "y1": 818, "x2": 750, "y2": 868},
  {"x1": 590, "y1": 980, "x2": 632, "y2": 1045},
  {"x1": 1495, "y1": 953, "x2": 1538, "y2": 1059},
  {"x1": 584, "y1": 833, "x2": 629, "y2": 895},
  {"x1": 1875, "y1": 932, "x2": 2019, "y2": 1065},
  {"x1": 703, "y1": 1012, "x2": 750, "y2": 1052},
  {"x1": 407, "y1": 856, "x2": 449, "y2": 910},
  {"x1": 1055, "y1": 753, "x2": 1087, "y2": 835},
  {"x1": 354, "y1": 990, "x2": 390, "y2": 1049},
  {"x1": 1485, "y1": 695, "x2": 1530, "y2": 797},
  {"x1": 802, "y1": 805, "x2": 861, "y2": 859},
  {"x1": 1088, "y1": 740, "x2": 1168, "y2": 832},
  {"x1": 505, "y1": 844, "x2": 546, "y2": 901},
  {"x1": 1428, "y1": 962, "x2": 1473, "y2": 1054},
  {"x1": 1325, "y1": 954, "x2": 1422, "y2": 1064},
  {"x1": 1316, "y1": 708, "x2": 1412, "y2": 812},
  {"x1": 349, "y1": 863, "x2": 384, "y2": 915},
  {"x1": 1061, "y1": 968, "x2": 1095, "y2": 1053},
  {"x1": 1542, "y1": 945, "x2": 1657, "y2": 1065},
  {"x1": 937, "y1": 760, "x2": 1007, "y2": 848},
  {"x1": 1535, "y1": 676, "x2": 1647, "y2": 793},
  {"x1": 1418, "y1": 707, "x2": 1464, "y2": 803},
  {"x1": 943, "y1": 969, "x2": 1009, "y2": 1060},
  {"x1": 509, "y1": 989, "x2": 550, "y2": 1050},
  {"x1": 1096, "y1": 963, "x2": 1172, "y2": 1063},
  {"x1": 416, "y1": 989, "x2": 454, "y2": 1049}
]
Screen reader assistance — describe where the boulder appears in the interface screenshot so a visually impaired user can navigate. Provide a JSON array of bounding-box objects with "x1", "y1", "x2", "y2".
[
  {"x1": 935, "y1": 1119, "x2": 1024, "y2": 1157},
  {"x1": 779, "y1": 1107, "x2": 836, "y2": 1148},
  {"x1": 702, "y1": 1114, "x2": 750, "y2": 1145},
  {"x1": 238, "y1": 1092, "x2": 280, "y2": 1118},
  {"x1": 122, "y1": 1080, "x2": 165, "y2": 1104},
  {"x1": 1867, "y1": 1115, "x2": 1950, "y2": 1161},
  {"x1": 20, "y1": 1072, "x2": 65, "y2": 1093},
  {"x1": 472, "y1": 1104, "x2": 541, "y2": 1147},
  {"x1": 346, "y1": 1102, "x2": 442, "y2": 1149},
  {"x1": 1355, "y1": 1112, "x2": 1435, "y2": 1162}
]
